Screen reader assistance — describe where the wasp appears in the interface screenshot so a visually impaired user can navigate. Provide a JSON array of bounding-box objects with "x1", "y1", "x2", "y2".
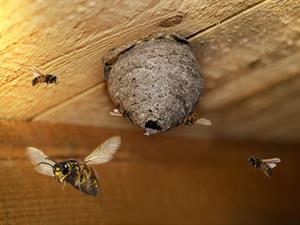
[
  {"x1": 26, "y1": 136, "x2": 121, "y2": 196},
  {"x1": 183, "y1": 111, "x2": 212, "y2": 126},
  {"x1": 248, "y1": 155, "x2": 281, "y2": 177},
  {"x1": 32, "y1": 66, "x2": 58, "y2": 86}
]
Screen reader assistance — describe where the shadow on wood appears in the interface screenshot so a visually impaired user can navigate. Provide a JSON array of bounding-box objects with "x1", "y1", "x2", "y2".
[{"x1": 0, "y1": 121, "x2": 299, "y2": 225}]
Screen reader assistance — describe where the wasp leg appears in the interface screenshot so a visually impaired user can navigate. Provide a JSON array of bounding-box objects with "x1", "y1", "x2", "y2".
[{"x1": 62, "y1": 181, "x2": 66, "y2": 190}]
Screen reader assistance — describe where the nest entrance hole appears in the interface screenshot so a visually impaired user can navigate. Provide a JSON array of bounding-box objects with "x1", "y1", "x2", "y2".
[{"x1": 145, "y1": 120, "x2": 162, "y2": 131}]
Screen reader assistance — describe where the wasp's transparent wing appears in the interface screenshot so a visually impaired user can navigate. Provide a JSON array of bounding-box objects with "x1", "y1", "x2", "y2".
[
  {"x1": 196, "y1": 118, "x2": 212, "y2": 126},
  {"x1": 263, "y1": 158, "x2": 281, "y2": 169},
  {"x1": 261, "y1": 158, "x2": 281, "y2": 177},
  {"x1": 26, "y1": 147, "x2": 54, "y2": 177},
  {"x1": 32, "y1": 66, "x2": 44, "y2": 77},
  {"x1": 262, "y1": 158, "x2": 281, "y2": 164},
  {"x1": 109, "y1": 108, "x2": 123, "y2": 117},
  {"x1": 267, "y1": 163, "x2": 277, "y2": 169},
  {"x1": 84, "y1": 136, "x2": 121, "y2": 165}
]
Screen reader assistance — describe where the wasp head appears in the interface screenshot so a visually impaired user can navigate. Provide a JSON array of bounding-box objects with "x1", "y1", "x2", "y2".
[
  {"x1": 248, "y1": 156, "x2": 260, "y2": 168},
  {"x1": 53, "y1": 161, "x2": 71, "y2": 183}
]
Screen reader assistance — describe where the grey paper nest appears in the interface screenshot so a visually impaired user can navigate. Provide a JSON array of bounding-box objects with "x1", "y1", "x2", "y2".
[{"x1": 105, "y1": 34, "x2": 203, "y2": 135}]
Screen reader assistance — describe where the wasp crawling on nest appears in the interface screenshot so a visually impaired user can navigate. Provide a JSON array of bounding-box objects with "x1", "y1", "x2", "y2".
[
  {"x1": 183, "y1": 111, "x2": 212, "y2": 126},
  {"x1": 26, "y1": 136, "x2": 121, "y2": 196},
  {"x1": 248, "y1": 155, "x2": 281, "y2": 177},
  {"x1": 32, "y1": 66, "x2": 58, "y2": 86}
]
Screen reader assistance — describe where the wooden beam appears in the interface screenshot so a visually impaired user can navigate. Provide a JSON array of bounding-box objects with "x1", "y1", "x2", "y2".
[
  {"x1": 0, "y1": 121, "x2": 299, "y2": 225},
  {"x1": 31, "y1": 0, "x2": 300, "y2": 142},
  {"x1": 204, "y1": 73, "x2": 300, "y2": 141},
  {"x1": 200, "y1": 51, "x2": 300, "y2": 112},
  {"x1": 0, "y1": 0, "x2": 262, "y2": 120},
  {"x1": 32, "y1": 83, "x2": 137, "y2": 130},
  {"x1": 190, "y1": 0, "x2": 300, "y2": 92}
]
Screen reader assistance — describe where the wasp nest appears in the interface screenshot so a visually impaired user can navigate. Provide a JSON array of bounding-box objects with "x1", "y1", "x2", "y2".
[{"x1": 105, "y1": 34, "x2": 203, "y2": 135}]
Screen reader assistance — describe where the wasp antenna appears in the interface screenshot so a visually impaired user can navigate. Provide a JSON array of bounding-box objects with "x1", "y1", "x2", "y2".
[{"x1": 37, "y1": 162, "x2": 54, "y2": 168}]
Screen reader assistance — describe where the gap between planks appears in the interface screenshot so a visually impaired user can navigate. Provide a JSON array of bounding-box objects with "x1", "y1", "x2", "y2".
[{"x1": 31, "y1": 0, "x2": 269, "y2": 122}]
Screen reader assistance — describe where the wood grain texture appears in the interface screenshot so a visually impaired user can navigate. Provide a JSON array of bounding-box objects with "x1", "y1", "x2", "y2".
[
  {"x1": 191, "y1": 0, "x2": 300, "y2": 91},
  {"x1": 33, "y1": 0, "x2": 300, "y2": 142},
  {"x1": 202, "y1": 74, "x2": 300, "y2": 142},
  {"x1": 0, "y1": 121, "x2": 300, "y2": 225},
  {"x1": 0, "y1": 0, "x2": 262, "y2": 120}
]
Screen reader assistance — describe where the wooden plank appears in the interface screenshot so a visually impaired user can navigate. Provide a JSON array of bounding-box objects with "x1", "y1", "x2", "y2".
[
  {"x1": 0, "y1": 121, "x2": 299, "y2": 225},
  {"x1": 262, "y1": 117, "x2": 300, "y2": 142},
  {"x1": 204, "y1": 74, "x2": 300, "y2": 141},
  {"x1": 260, "y1": 111, "x2": 300, "y2": 142},
  {"x1": 200, "y1": 51, "x2": 300, "y2": 112},
  {"x1": 32, "y1": 83, "x2": 137, "y2": 130},
  {"x1": 190, "y1": 0, "x2": 300, "y2": 91},
  {"x1": 32, "y1": 0, "x2": 300, "y2": 142},
  {"x1": 0, "y1": 0, "x2": 262, "y2": 120}
]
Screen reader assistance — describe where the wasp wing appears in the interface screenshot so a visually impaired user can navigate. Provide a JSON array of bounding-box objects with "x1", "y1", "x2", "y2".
[
  {"x1": 261, "y1": 158, "x2": 281, "y2": 177},
  {"x1": 266, "y1": 163, "x2": 277, "y2": 169},
  {"x1": 109, "y1": 111, "x2": 123, "y2": 117},
  {"x1": 26, "y1": 147, "x2": 54, "y2": 177},
  {"x1": 196, "y1": 118, "x2": 212, "y2": 126},
  {"x1": 32, "y1": 66, "x2": 44, "y2": 77},
  {"x1": 262, "y1": 158, "x2": 281, "y2": 164},
  {"x1": 84, "y1": 136, "x2": 121, "y2": 165}
]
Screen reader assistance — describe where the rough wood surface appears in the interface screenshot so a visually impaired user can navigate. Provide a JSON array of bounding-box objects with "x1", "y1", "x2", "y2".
[
  {"x1": 0, "y1": 0, "x2": 261, "y2": 119},
  {"x1": 191, "y1": 0, "x2": 300, "y2": 91},
  {"x1": 30, "y1": 0, "x2": 300, "y2": 142},
  {"x1": 0, "y1": 121, "x2": 299, "y2": 225}
]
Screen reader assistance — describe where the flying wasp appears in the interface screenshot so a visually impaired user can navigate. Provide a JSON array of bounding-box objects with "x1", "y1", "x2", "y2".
[
  {"x1": 26, "y1": 136, "x2": 121, "y2": 196},
  {"x1": 248, "y1": 155, "x2": 281, "y2": 177},
  {"x1": 32, "y1": 66, "x2": 58, "y2": 86},
  {"x1": 183, "y1": 111, "x2": 212, "y2": 126}
]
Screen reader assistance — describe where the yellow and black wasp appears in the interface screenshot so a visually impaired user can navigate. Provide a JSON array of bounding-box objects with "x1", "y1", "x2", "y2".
[
  {"x1": 248, "y1": 155, "x2": 281, "y2": 177},
  {"x1": 26, "y1": 136, "x2": 121, "y2": 196},
  {"x1": 32, "y1": 66, "x2": 58, "y2": 86}
]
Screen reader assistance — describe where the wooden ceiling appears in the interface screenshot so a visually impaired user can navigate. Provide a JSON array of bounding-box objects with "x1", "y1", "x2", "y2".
[
  {"x1": 0, "y1": 0, "x2": 299, "y2": 142},
  {"x1": 1, "y1": 120, "x2": 299, "y2": 225}
]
